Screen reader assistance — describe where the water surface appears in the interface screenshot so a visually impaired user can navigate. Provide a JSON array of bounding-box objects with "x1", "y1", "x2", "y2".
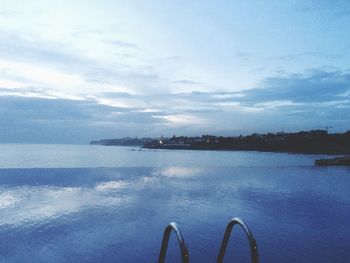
[
  {"x1": 0, "y1": 143, "x2": 331, "y2": 168},
  {"x1": 0, "y1": 144, "x2": 349, "y2": 262}
]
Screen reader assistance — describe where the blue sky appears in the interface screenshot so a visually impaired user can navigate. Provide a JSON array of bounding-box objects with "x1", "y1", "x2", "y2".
[{"x1": 0, "y1": 0, "x2": 349, "y2": 143}]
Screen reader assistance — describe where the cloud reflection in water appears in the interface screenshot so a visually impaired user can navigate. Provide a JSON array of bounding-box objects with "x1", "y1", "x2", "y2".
[{"x1": 0, "y1": 184, "x2": 130, "y2": 227}]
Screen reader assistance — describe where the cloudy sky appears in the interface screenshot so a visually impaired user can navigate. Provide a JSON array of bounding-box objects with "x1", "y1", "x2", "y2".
[{"x1": 0, "y1": 0, "x2": 350, "y2": 143}]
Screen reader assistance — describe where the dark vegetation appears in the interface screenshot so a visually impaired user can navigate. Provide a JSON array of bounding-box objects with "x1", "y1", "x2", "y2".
[
  {"x1": 90, "y1": 137, "x2": 152, "y2": 146},
  {"x1": 144, "y1": 130, "x2": 350, "y2": 154},
  {"x1": 91, "y1": 130, "x2": 350, "y2": 154}
]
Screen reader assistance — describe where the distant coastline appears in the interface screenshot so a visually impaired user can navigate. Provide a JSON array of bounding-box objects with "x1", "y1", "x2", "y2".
[
  {"x1": 90, "y1": 129, "x2": 350, "y2": 155},
  {"x1": 90, "y1": 137, "x2": 152, "y2": 146}
]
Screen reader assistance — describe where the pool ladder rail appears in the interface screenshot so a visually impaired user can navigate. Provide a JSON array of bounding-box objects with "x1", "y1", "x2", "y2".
[{"x1": 158, "y1": 217, "x2": 259, "y2": 263}]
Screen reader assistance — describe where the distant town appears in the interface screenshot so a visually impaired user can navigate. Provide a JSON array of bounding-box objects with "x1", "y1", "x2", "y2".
[{"x1": 90, "y1": 129, "x2": 350, "y2": 155}]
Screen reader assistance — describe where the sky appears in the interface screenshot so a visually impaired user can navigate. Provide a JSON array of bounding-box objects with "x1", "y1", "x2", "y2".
[{"x1": 0, "y1": 0, "x2": 350, "y2": 143}]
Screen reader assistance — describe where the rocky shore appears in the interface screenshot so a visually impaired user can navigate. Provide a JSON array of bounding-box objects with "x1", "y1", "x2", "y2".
[{"x1": 315, "y1": 156, "x2": 350, "y2": 166}]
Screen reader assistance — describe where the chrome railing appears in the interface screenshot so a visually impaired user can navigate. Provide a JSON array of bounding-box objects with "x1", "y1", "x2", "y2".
[
  {"x1": 157, "y1": 217, "x2": 258, "y2": 263},
  {"x1": 216, "y1": 217, "x2": 258, "y2": 263},
  {"x1": 158, "y1": 222, "x2": 189, "y2": 263}
]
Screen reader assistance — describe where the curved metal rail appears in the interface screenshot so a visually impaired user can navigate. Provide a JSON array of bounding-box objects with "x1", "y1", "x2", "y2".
[
  {"x1": 158, "y1": 222, "x2": 189, "y2": 263},
  {"x1": 216, "y1": 217, "x2": 259, "y2": 263}
]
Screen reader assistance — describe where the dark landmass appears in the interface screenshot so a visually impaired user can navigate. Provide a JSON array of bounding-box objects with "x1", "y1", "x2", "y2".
[
  {"x1": 315, "y1": 156, "x2": 350, "y2": 166},
  {"x1": 143, "y1": 130, "x2": 350, "y2": 154},
  {"x1": 90, "y1": 130, "x2": 350, "y2": 155},
  {"x1": 90, "y1": 137, "x2": 153, "y2": 146}
]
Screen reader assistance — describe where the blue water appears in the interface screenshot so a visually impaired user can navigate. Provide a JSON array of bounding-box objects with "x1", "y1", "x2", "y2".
[{"x1": 0, "y1": 144, "x2": 349, "y2": 262}]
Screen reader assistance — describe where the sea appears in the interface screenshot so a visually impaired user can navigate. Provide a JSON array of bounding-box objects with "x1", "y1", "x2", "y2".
[{"x1": 0, "y1": 144, "x2": 349, "y2": 263}]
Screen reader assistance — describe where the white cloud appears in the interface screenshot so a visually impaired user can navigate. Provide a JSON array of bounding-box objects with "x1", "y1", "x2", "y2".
[
  {"x1": 0, "y1": 59, "x2": 85, "y2": 89},
  {"x1": 0, "y1": 0, "x2": 349, "y2": 141},
  {"x1": 253, "y1": 100, "x2": 300, "y2": 109},
  {"x1": 152, "y1": 114, "x2": 207, "y2": 126},
  {"x1": 0, "y1": 78, "x2": 26, "y2": 89},
  {"x1": 214, "y1": 101, "x2": 264, "y2": 113},
  {"x1": 211, "y1": 93, "x2": 246, "y2": 99}
]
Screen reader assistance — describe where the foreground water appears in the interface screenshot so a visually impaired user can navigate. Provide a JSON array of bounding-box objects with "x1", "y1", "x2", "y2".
[{"x1": 0, "y1": 144, "x2": 349, "y2": 262}]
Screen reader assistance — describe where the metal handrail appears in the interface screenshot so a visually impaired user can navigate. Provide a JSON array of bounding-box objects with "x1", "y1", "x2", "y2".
[
  {"x1": 216, "y1": 217, "x2": 259, "y2": 263},
  {"x1": 158, "y1": 222, "x2": 189, "y2": 263}
]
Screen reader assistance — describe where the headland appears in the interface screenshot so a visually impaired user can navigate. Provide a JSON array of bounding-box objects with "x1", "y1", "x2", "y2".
[{"x1": 91, "y1": 129, "x2": 350, "y2": 155}]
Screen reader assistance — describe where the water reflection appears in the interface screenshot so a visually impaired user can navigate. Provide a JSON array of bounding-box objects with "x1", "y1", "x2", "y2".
[
  {"x1": 0, "y1": 166, "x2": 349, "y2": 263},
  {"x1": 0, "y1": 191, "x2": 21, "y2": 208},
  {"x1": 95, "y1": 180, "x2": 128, "y2": 191},
  {"x1": 0, "y1": 167, "x2": 200, "y2": 228},
  {"x1": 0, "y1": 185, "x2": 130, "y2": 227},
  {"x1": 155, "y1": 167, "x2": 203, "y2": 178}
]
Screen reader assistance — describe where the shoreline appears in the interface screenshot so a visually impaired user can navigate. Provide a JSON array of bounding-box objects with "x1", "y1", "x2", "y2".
[{"x1": 142, "y1": 145, "x2": 350, "y2": 155}]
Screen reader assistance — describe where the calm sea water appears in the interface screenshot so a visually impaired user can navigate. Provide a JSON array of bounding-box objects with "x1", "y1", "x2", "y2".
[{"x1": 0, "y1": 144, "x2": 349, "y2": 263}]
